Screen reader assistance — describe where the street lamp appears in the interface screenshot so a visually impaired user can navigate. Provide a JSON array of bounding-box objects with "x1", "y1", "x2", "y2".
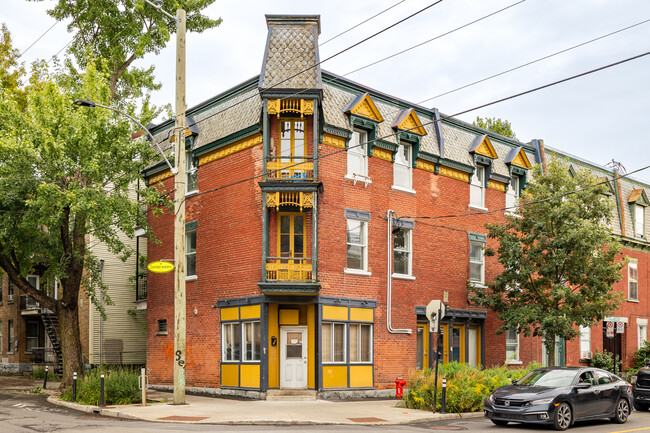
[{"x1": 73, "y1": 98, "x2": 177, "y2": 175}]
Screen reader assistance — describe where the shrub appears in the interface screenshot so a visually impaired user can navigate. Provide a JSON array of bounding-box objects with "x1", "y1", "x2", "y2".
[
  {"x1": 403, "y1": 362, "x2": 541, "y2": 413},
  {"x1": 61, "y1": 367, "x2": 141, "y2": 405},
  {"x1": 30, "y1": 366, "x2": 58, "y2": 381},
  {"x1": 633, "y1": 341, "x2": 650, "y2": 371},
  {"x1": 590, "y1": 349, "x2": 620, "y2": 374}
]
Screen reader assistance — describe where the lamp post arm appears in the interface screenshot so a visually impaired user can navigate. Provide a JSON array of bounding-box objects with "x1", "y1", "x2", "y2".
[
  {"x1": 143, "y1": 0, "x2": 177, "y2": 21},
  {"x1": 94, "y1": 102, "x2": 178, "y2": 175}
]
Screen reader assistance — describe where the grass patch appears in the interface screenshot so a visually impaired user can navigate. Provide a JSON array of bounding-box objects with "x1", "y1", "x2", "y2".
[
  {"x1": 61, "y1": 366, "x2": 142, "y2": 405},
  {"x1": 403, "y1": 362, "x2": 542, "y2": 413}
]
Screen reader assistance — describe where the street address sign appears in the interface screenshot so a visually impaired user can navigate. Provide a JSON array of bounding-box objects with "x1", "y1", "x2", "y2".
[{"x1": 147, "y1": 261, "x2": 175, "y2": 273}]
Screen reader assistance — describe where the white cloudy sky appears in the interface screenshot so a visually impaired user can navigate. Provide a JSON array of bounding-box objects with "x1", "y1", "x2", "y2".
[{"x1": 5, "y1": 0, "x2": 650, "y2": 182}]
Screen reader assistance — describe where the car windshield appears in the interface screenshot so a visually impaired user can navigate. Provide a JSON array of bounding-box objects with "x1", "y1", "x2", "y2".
[{"x1": 517, "y1": 369, "x2": 577, "y2": 387}]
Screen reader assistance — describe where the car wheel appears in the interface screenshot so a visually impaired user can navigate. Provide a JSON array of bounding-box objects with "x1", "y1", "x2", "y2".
[
  {"x1": 553, "y1": 402, "x2": 572, "y2": 431},
  {"x1": 491, "y1": 420, "x2": 509, "y2": 426},
  {"x1": 612, "y1": 398, "x2": 630, "y2": 424},
  {"x1": 634, "y1": 401, "x2": 649, "y2": 411}
]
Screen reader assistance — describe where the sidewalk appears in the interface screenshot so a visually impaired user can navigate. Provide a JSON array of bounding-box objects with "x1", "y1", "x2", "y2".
[{"x1": 48, "y1": 389, "x2": 484, "y2": 425}]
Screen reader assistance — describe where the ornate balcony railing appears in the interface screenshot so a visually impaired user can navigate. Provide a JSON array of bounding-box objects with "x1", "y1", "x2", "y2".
[
  {"x1": 266, "y1": 156, "x2": 314, "y2": 180},
  {"x1": 265, "y1": 257, "x2": 313, "y2": 282},
  {"x1": 136, "y1": 274, "x2": 147, "y2": 301}
]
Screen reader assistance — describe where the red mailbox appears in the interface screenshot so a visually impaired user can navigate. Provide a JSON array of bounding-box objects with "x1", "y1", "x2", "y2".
[{"x1": 395, "y1": 376, "x2": 407, "y2": 399}]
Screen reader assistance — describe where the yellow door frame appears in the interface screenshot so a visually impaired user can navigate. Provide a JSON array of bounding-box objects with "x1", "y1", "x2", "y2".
[
  {"x1": 441, "y1": 324, "x2": 466, "y2": 364},
  {"x1": 416, "y1": 323, "x2": 430, "y2": 370}
]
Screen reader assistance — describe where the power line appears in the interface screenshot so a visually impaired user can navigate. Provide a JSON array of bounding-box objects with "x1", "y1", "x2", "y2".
[
  {"x1": 319, "y1": 0, "x2": 407, "y2": 46},
  {"x1": 188, "y1": 48, "x2": 650, "y2": 200},
  {"x1": 342, "y1": 0, "x2": 526, "y2": 77},
  {"x1": 418, "y1": 17, "x2": 650, "y2": 104},
  {"x1": 18, "y1": 20, "x2": 59, "y2": 58},
  {"x1": 187, "y1": 0, "x2": 445, "y2": 131}
]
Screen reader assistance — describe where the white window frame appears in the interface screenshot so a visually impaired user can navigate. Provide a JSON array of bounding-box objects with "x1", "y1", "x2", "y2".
[
  {"x1": 222, "y1": 322, "x2": 241, "y2": 362},
  {"x1": 7, "y1": 320, "x2": 14, "y2": 354},
  {"x1": 7, "y1": 281, "x2": 14, "y2": 303},
  {"x1": 242, "y1": 321, "x2": 261, "y2": 362},
  {"x1": 635, "y1": 205, "x2": 645, "y2": 238},
  {"x1": 638, "y1": 319, "x2": 648, "y2": 349},
  {"x1": 505, "y1": 175, "x2": 519, "y2": 212},
  {"x1": 629, "y1": 262, "x2": 638, "y2": 301},
  {"x1": 579, "y1": 326, "x2": 591, "y2": 359},
  {"x1": 469, "y1": 240, "x2": 485, "y2": 285},
  {"x1": 392, "y1": 228, "x2": 413, "y2": 278},
  {"x1": 505, "y1": 328, "x2": 520, "y2": 364},
  {"x1": 25, "y1": 320, "x2": 39, "y2": 354},
  {"x1": 345, "y1": 218, "x2": 369, "y2": 274},
  {"x1": 186, "y1": 228, "x2": 197, "y2": 278},
  {"x1": 470, "y1": 165, "x2": 486, "y2": 209},
  {"x1": 349, "y1": 323, "x2": 373, "y2": 363},
  {"x1": 392, "y1": 141, "x2": 413, "y2": 192},
  {"x1": 322, "y1": 322, "x2": 347, "y2": 364},
  {"x1": 186, "y1": 151, "x2": 198, "y2": 194},
  {"x1": 346, "y1": 129, "x2": 368, "y2": 180}
]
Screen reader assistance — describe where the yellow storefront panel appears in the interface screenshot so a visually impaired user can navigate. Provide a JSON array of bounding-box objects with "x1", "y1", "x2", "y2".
[
  {"x1": 322, "y1": 365, "x2": 348, "y2": 388},
  {"x1": 221, "y1": 307, "x2": 239, "y2": 321},
  {"x1": 350, "y1": 308, "x2": 373, "y2": 322},
  {"x1": 279, "y1": 309, "x2": 299, "y2": 325},
  {"x1": 240, "y1": 305, "x2": 261, "y2": 320},
  {"x1": 307, "y1": 304, "x2": 315, "y2": 389},
  {"x1": 268, "y1": 304, "x2": 279, "y2": 388},
  {"x1": 350, "y1": 365, "x2": 373, "y2": 388},
  {"x1": 221, "y1": 364, "x2": 239, "y2": 387},
  {"x1": 322, "y1": 305, "x2": 348, "y2": 321},
  {"x1": 240, "y1": 364, "x2": 260, "y2": 388}
]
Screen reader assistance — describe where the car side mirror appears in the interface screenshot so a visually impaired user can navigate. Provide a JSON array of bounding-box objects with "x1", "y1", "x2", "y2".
[
  {"x1": 644, "y1": 358, "x2": 650, "y2": 367},
  {"x1": 511, "y1": 379, "x2": 518, "y2": 385},
  {"x1": 576, "y1": 382, "x2": 591, "y2": 389}
]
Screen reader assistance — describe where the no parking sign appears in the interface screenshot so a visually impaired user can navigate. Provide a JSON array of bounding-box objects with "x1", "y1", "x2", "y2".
[
  {"x1": 616, "y1": 321, "x2": 625, "y2": 334},
  {"x1": 606, "y1": 321, "x2": 615, "y2": 338}
]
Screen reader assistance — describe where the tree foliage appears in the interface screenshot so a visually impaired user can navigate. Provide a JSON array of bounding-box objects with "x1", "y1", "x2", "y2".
[
  {"x1": 469, "y1": 159, "x2": 624, "y2": 366},
  {"x1": 32, "y1": 0, "x2": 221, "y2": 99},
  {"x1": 473, "y1": 116, "x2": 518, "y2": 140},
  {"x1": 0, "y1": 57, "x2": 166, "y2": 387}
]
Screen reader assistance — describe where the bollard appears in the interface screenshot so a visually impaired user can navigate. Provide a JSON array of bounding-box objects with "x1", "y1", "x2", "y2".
[
  {"x1": 72, "y1": 372, "x2": 77, "y2": 402},
  {"x1": 441, "y1": 378, "x2": 447, "y2": 414},
  {"x1": 141, "y1": 367, "x2": 146, "y2": 406},
  {"x1": 43, "y1": 366, "x2": 48, "y2": 390},
  {"x1": 99, "y1": 373, "x2": 105, "y2": 407}
]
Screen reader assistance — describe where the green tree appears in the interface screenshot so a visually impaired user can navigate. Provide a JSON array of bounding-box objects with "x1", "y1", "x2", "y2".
[
  {"x1": 0, "y1": 23, "x2": 26, "y2": 103},
  {"x1": 32, "y1": 0, "x2": 221, "y2": 99},
  {"x1": 0, "y1": 61, "x2": 165, "y2": 388},
  {"x1": 469, "y1": 159, "x2": 624, "y2": 366},
  {"x1": 473, "y1": 116, "x2": 518, "y2": 140}
]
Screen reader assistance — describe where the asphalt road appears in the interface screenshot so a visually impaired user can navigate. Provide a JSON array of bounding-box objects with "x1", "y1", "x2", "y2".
[{"x1": 1, "y1": 376, "x2": 650, "y2": 432}]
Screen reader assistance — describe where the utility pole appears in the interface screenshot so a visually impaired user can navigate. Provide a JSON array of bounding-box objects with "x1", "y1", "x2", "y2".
[{"x1": 173, "y1": 8, "x2": 187, "y2": 405}]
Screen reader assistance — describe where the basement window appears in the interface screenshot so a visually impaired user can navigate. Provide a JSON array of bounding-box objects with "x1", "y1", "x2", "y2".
[{"x1": 157, "y1": 319, "x2": 168, "y2": 335}]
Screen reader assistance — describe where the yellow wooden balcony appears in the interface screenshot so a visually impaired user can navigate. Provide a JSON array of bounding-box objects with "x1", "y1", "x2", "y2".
[
  {"x1": 266, "y1": 158, "x2": 314, "y2": 180},
  {"x1": 266, "y1": 191, "x2": 314, "y2": 211},
  {"x1": 265, "y1": 258, "x2": 313, "y2": 281}
]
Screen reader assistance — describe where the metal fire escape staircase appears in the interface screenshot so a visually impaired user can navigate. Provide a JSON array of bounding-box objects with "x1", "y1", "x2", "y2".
[{"x1": 41, "y1": 312, "x2": 63, "y2": 375}]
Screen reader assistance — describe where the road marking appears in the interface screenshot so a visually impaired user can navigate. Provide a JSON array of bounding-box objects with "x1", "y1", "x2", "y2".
[{"x1": 609, "y1": 427, "x2": 650, "y2": 433}]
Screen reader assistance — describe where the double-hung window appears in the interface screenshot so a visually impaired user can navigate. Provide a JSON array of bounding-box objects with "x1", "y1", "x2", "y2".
[
  {"x1": 0, "y1": 322, "x2": 3, "y2": 354},
  {"x1": 393, "y1": 141, "x2": 412, "y2": 190},
  {"x1": 506, "y1": 175, "x2": 520, "y2": 211},
  {"x1": 8, "y1": 281, "x2": 13, "y2": 303},
  {"x1": 393, "y1": 225, "x2": 412, "y2": 277},
  {"x1": 636, "y1": 205, "x2": 645, "y2": 238},
  {"x1": 505, "y1": 328, "x2": 519, "y2": 362},
  {"x1": 26, "y1": 321, "x2": 39, "y2": 353},
  {"x1": 629, "y1": 262, "x2": 638, "y2": 301},
  {"x1": 8, "y1": 320, "x2": 14, "y2": 353},
  {"x1": 469, "y1": 239, "x2": 485, "y2": 285},
  {"x1": 322, "y1": 322, "x2": 346, "y2": 363},
  {"x1": 222, "y1": 322, "x2": 241, "y2": 362},
  {"x1": 243, "y1": 321, "x2": 261, "y2": 361},
  {"x1": 580, "y1": 326, "x2": 591, "y2": 359},
  {"x1": 186, "y1": 151, "x2": 198, "y2": 193},
  {"x1": 470, "y1": 165, "x2": 485, "y2": 208},
  {"x1": 349, "y1": 323, "x2": 373, "y2": 363},
  {"x1": 345, "y1": 209, "x2": 370, "y2": 274},
  {"x1": 186, "y1": 224, "x2": 197, "y2": 278},
  {"x1": 347, "y1": 129, "x2": 368, "y2": 178},
  {"x1": 638, "y1": 319, "x2": 648, "y2": 349}
]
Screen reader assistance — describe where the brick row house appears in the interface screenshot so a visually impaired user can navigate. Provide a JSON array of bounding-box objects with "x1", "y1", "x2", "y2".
[{"x1": 142, "y1": 15, "x2": 650, "y2": 395}]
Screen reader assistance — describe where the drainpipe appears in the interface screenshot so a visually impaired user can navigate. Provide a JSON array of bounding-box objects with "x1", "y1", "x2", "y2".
[{"x1": 386, "y1": 209, "x2": 412, "y2": 334}]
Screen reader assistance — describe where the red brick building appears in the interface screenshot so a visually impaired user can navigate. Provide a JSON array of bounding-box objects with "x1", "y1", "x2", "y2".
[{"x1": 143, "y1": 15, "x2": 650, "y2": 396}]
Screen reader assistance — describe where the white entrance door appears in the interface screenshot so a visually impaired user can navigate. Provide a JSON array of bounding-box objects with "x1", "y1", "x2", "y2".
[{"x1": 281, "y1": 326, "x2": 307, "y2": 389}]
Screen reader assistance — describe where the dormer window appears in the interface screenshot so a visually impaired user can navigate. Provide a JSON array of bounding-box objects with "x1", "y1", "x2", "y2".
[
  {"x1": 628, "y1": 189, "x2": 649, "y2": 239},
  {"x1": 470, "y1": 165, "x2": 486, "y2": 209},
  {"x1": 635, "y1": 205, "x2": 645, "y2": 238},
  {"x1": 505, "y1": 174, "x2": 520, "y2": 210},
  {"x1": 393, "y1": 141, "x2": 412, "y2": 190},
  {"x1": 347, "y1": 129, "x2": 368, "y2": 179}
]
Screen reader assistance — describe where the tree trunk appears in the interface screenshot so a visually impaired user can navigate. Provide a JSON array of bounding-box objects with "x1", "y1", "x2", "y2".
[
  {"x1": 546, "y1": 337, "x2": 556, "y2": 367},
  {"x1": 58, "y1": 304, "x2": 84, "y2": 389}
]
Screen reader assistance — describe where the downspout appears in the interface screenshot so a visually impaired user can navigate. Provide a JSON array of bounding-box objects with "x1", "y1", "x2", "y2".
[{"x1": 386, "y1": 209, "x2": 412, "y2": 334}]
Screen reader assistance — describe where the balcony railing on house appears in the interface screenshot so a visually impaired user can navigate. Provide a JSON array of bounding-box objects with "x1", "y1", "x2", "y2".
[
  {"x1": 265, "y1": 257, "x2": 313, "y2": 281},
  {"x1": 266, "y1": 156, "x2": 314, "y2": 180},
  {"x1": 136, "y1": 274, "x2": 147, "y2": 301}
]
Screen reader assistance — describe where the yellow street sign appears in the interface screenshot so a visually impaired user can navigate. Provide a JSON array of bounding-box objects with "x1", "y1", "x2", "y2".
[{"x1": 147, "y1": 261, "x2": 175, "y2": 273}]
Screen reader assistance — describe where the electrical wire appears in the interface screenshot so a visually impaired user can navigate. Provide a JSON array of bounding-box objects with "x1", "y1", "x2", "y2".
[
  {"x1": 187, "y1": 48, "x2": 650, "y2": 200},
  {"x1": 342, "y1": 0, "x2": 526, "y2": 77},
  {"x1": 319, "y1": 0, "x2": 407, "y2": 46},
  {"x1": 418, "y1": 17, "x2": 650, "y2": 104},
  {"x1": 18, "y1": 20, "x2": 59, "y2": 58}
]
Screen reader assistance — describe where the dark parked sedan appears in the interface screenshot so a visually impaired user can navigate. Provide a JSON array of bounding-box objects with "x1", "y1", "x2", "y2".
[{"x1": 483, "y1": 367, "x2": 633, "y2": 430}]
